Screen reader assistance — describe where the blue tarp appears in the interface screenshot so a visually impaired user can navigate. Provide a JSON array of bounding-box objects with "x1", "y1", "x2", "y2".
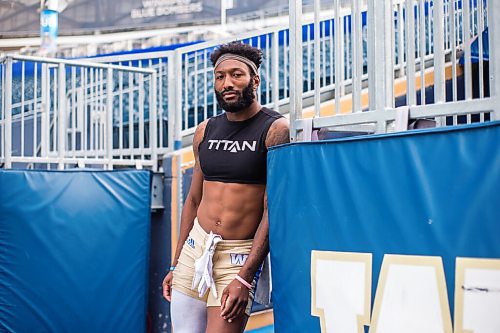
[
  {"x1": 267, "y1": 122, "x2": 500, "y2": 332},
  {"x1": 0, "y1": 169, "x2": 151, "y2": 333}
]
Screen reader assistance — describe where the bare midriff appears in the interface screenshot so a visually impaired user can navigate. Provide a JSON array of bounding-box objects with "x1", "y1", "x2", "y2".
[{"x1": 197, "y1": 180, "x2": 265, "y2": 240}]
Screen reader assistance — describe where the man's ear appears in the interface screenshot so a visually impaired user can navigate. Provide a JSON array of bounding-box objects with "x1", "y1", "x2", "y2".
[{"x1": 253, "y1": 74, "x2": 260, "y2": 90}]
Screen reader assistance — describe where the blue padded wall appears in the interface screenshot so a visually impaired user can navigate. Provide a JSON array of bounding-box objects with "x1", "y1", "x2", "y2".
[
  {"x1": 267, "y1": 122, "x2": 500, "y2": 333},
  {"x1": 0, "y1": 170, "x2": 151, "y2": 333}
]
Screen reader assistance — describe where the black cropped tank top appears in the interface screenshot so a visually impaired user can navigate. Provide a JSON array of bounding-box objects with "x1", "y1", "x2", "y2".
[{"x1": 198, "y1": 108, "x2": 283, "y2": 184}]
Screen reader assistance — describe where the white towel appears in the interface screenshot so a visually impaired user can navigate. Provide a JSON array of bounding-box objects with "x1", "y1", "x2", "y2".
[{"x1": 191, "y1": 231, "x2": 222, "y2": 298}]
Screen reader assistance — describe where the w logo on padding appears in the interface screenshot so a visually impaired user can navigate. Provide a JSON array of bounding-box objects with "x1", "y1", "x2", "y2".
[
  {"x1": 230, "y1": 253, "x2": 249, "y2": 266},
  {"x1": 186, "y1": 237, "x2": 195, "y2": 249}
]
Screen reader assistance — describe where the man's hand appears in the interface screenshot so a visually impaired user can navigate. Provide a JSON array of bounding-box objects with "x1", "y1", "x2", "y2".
[
  {"x1": 162, "y1": 271, "x2": 173, "y2": 302},
  {"x1": 220, "y1": 278, "x2": 250, "y2": 322}
]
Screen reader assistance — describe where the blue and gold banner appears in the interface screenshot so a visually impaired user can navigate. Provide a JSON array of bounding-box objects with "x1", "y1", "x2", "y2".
[{"x1": 267, "y1": 122, "x2": 500, "y2": 333}]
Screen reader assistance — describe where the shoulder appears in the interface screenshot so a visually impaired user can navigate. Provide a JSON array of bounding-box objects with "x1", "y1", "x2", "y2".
[
  {"x1": 260, "y1": 107, "x2": 284, "y2": 120},
  {"x1": 265, "y1": 116, "x2": 290, "y2": 148},
  {"x1": 193, "y1": 119, "x2": 210, "y2": 150}
]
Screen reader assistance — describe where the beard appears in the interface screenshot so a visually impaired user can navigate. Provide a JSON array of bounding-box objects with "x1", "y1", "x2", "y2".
[{"x1": 215, "y1": 79, "x2": 255, "y2": 113}]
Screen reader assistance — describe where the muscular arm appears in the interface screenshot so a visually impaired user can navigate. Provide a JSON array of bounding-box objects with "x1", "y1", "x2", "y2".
[
  {"x1": 171, "y1": 120, "x2": 208, "y2": 266},
  {"x1": 163, "y1": 121, "x2": 207, "y2": 301},
  {"x1": 221, "y1": 116, "x2": 289, "y2": 320},
  {"x1": 237, "y1": 192, "x2": 270, "y2": 283}
]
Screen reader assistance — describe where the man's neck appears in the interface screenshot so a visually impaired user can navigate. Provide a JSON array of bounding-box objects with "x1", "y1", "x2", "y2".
[{"x1": 225, "y1": 101, "x2": 262, "y2": 122}]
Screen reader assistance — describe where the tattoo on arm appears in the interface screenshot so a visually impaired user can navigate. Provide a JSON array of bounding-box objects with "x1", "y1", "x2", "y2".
[
  {"x1": 266, "y1": 118, "x2": 290, "y2": 148},
  {"x1": 253, "y1": 229, "x2": 269, "y2": 262},
  {"x1": 239, "y1": 222, "x2": 269, "y2": 282}
]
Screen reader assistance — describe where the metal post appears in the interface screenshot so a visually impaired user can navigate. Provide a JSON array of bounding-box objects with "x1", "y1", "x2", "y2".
[
  {"x1": 289, "y1": 0, "x2": 303, "y2": 141},
  {"x1": 384, "y1": 0, "x2": 395, "y2": 110},
  {"x1": 419, "y1": 0, "x2": 427, "y2": 105},
  {"x1": 334, "y1": 0, "x2": 342, "y2": 115},
  {"x1": 41, "y1": 63, "x2": 49, "y2": 158},
  {"x1": 477, "y1": 0, "x2": 484, "y2": 100},
  {"x1": 313, "y1": 0, "x2": 321, "y2": 118},
  {"x1": 138, "y1": 74, "x2": 145, "y2": 158},
  {"x1": 106, "y1": 67, "x2": 114, "y2": 170},
  {"x1": 1, "y1": 62, "x2": 3, "y2": 161},
  {"x1": 4, "y1": 57, "x2": 12, "y2": 169},
  {"x1": 272, "y1": 31, "x2": 280, "y2": 112},
  {"x1": 397, "y1": 3, "x2": 405, "y2": 72},
  {"x1": 406, "y1": 0, "x2": 416, "y2": 106},
  {"x1": 367, "y1": 0, "x2": 377, "y2": 112},
  {"x1": 150, "y1": 72, "x2": 158, "y2": 172},
  {"x1": 352, "y1": 0, "x2": 362, "y2": 113},
  {"x1": 167, "y1": 55, "x2": 176, "y2": 152},
  {"x1": 433, "y1": 0, "x2": 446, "y2": 104},
  {"x1": 433, "y1": 0, "x2": 446, "y2": 126},
  {"x1": 368, "y1": 0, "x2": 391, "y2": 133},
  {"x1": 450, "y1": 0, "x2": 458, "y2": 102},
  {"x1": 488, "y1": 0, "x2": 500, "y2": 120},
  {"x1": 57, "y1": 63, "x2": 66, "y2": 170},
  {"x1": 463, "y1": 0, "x2": 473, "y2": 100},
  {"x1": 174, "y1": 51, "x2": 183, "y2": 151},
  {"x1": 221, "y1": 0, "x2": 226, "y2": 26}
]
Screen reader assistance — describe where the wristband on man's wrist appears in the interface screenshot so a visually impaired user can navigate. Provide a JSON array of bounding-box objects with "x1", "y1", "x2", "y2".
[
  {"x1": 235, "y1": 275, "x2": 252, "y2": 289},
  {"x1": 169, "y1": 266, "x2": 176, "y2": 271}
]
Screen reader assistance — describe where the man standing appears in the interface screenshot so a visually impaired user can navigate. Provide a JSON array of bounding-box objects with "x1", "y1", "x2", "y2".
[{"x1": 162, "y1": 41, "x2": 289, "y2": 333}]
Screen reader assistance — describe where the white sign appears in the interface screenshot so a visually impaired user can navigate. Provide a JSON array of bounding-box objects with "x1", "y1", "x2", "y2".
[{"x1": 130, "y1": 0, "x2": 203, "y2": 19}]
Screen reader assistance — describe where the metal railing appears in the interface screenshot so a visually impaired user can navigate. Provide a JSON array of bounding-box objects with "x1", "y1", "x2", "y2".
[
  {"x1": 92, "y1": 51, "x2": 175, "y2": 153},
  {"x1": 290, "y1": 0, "x2": 498, "y2": 139},
  {"x1": 94, "y1": 8, "x2": 368, "y2": 149},
  {"x1": 0, "y1": 55, "x2": 158, "y2": 170},
  {"x1": 93, "y1": 0, "x2": 489, "y2": 146},
  {"x1": 2, "y1": 0, "x2": 495, "y2": 170}
]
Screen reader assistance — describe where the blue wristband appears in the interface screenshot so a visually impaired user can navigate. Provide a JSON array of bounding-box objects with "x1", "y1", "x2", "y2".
[{"x1": 169, "y1": 266, "x2": 176, "y2": 271}]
